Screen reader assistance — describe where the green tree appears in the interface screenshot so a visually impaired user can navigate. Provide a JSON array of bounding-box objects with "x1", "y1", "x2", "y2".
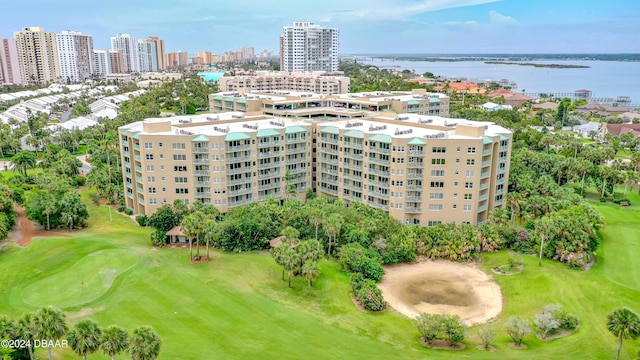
[
  {"x1": 281, "y1": 226, "x2": 300, "y2": 246},
  {"x1": 11, "y1": 150, "x2": 37, "y2": 176},
  {"x1": 16, "y1": 313, "x2": 36, "y2": 360},
  {"x1": 535, "y1": 216, "x2": 555, "y2": 266},
  {"x1": 180, "y1": 211, "x2": 206, "y2": 261},
  {"x1": 301, "y1": 260, "x2": 319, "y2": 294},
  {"x1": 282, "y1": 246, "x2": 300, "y2": 288},
  {"x1": 270, "y1": 243, "x2": 289, "y2": 281},
  {"x1": 505, "y1": 316, "x2": 531, "y2": 346},
  {"x1": 101, "y1": 325, "x2": 130, "y2": 360},
  {"x1": 32, "y1": 307, "x2": 67, "y2": 360},
  {"x1": 415, "y1": 313, "x2": 444, "y2": 344},
  {"x1": 67, "y1": 319, "x2": 103, "y2": 360},
  {"x1": 129, "y1": 326, "x2": 161, "y2": 360},
  {"x1": 478, "y1": 323, "x2": 496, "y2": 350},
  {"x1": 442, "y1": 315, "x2": 465, "y2": 346},
  {"x1": 324, "y1": 213, "x2": 343, "y2": 257},
  {"x1": 607, "y1": 308, "x2": 640, "y2": 360}
]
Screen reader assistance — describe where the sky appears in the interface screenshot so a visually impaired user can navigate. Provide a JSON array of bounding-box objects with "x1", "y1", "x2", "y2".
[{"x1": 1, "y1": 0, "x2": 639, "y2": 55}]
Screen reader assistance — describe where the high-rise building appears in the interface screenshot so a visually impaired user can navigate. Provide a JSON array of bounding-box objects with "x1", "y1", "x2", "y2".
[
  {"x1": 0, "y1": 38, "x2": 23, "y2": 85},
  {"x1": 13, "y1": 27, "x2": 60, "y2": 84},
  {"x1": 109, "y1": 51, "x2": 125, "y2": 74},
  {"x1": 280, "y1": 21, "x2": 339, "y2": 72},
  {"x1": 147, "y1": 37, "x2": 165, "y2": 70},
  {"x1": 56, "y1": 30, "x2": 94, "y2": 82},
  {"x1": 110, "y1": 34, "x2": 140, "y2": 73},
  {"x1": 196, "y1": 51, "x2": 213, "y2": 65},
  {"x1": 165, "y1": 52, "x2": 177, "y2": 68},
  {"x1": 92, "y1": 49, "x2": 110, "y2": 77},
  {"x1": 176, "y1": 51, "x2": 189, "y2": 66},
  {"x1": 138, "y1": 40, "x2": 158, "y2": 73}
]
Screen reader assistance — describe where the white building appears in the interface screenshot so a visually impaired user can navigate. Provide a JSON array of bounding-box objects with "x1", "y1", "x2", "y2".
[
  {"x1": 92, "y1": 49, "x2": 111, "y2": 76},
  {"x1": 138, "y1": 40, "x2": 158, "y2": 73},
  {"x1": 280, "y1": 21, "x2": 339, "y2": 72},
  {"x1": 56, "y1": 30, "x2": 94, "y2": 83},
  {"x1": 110, "y1": 34, "x2": 140, "y2": 73}
]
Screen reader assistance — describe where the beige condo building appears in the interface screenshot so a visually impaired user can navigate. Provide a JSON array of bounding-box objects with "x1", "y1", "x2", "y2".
[
  {"x1": 120, "y1": 110, "x2": 510, "y2": 226},
  {"x1": 209, "y1": 89, "x2": 449, "y2": 119},
  {"x1": 14, "y1": 27, "x2": 60, "y2": 84},
  {"x1": 218, "y1": 71, "x2": 350, "y2": 94}
]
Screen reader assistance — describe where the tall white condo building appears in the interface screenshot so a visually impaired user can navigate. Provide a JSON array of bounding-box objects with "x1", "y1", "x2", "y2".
[
  {"x1": 56, "y1": 30, "x2": 94, "y2": 82},
  {"x1": 280, "y1": 21, "x2": 339, "y2": 72}
]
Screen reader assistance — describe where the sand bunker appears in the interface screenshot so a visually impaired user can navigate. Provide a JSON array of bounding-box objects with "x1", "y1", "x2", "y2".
[{"x1": 377, "y1": 260, "x2": 502, "y2": 325}]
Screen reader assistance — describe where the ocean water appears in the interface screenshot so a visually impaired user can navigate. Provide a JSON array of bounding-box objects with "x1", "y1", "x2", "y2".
[{"x1": 361, "y1": 59, "x2": 640, "y2": 103}]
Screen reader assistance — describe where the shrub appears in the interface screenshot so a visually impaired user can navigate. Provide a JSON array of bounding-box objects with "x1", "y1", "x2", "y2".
[
  {"x1": 507, "y1": 251, "x2": 524, "y2": 270},
  {"x1": 73, "y1": 176, "x2": 86, "y2": 186},
  {"x1": 415, "y1": 313, "x2": 465, "y2": 346},
  {"x1": 442, "y1": 315, "x2": 465, "y2": 346},
  {"x1": 89, "y1": 191, "x2": 101, "y2": 206},
  {"x1": 478, "y1": 323, "x2": 496, "y2": 349},
  {"x1": 124, "y1": 208, "x2": 134, "y2": 215},
  {"x1": 351, "y1": 273, "x2": 386, "y2": 312},
  {"x1": 150, "y1": 228, "x2": 167, "y2": 247},
  {"x1": 534, "y1": 312, "x2": 560, "y2": 339},
  {"x1": 116, "y1": 204, "x2": 126, "y2": 212},
  {"x1": 339, "y1": 242, "x2": 385, "y2": 282},
  {"x1": 505, "y1": 316, "x2": 531, "y2": 345},
  {"x1": 136, "y1": 215, "x2": 149, "y2": 227}
]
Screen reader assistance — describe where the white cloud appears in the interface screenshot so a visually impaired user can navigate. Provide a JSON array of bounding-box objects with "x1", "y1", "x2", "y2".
[{"x1": 489, "y1": 10, "x2": 517, "y2": 25}]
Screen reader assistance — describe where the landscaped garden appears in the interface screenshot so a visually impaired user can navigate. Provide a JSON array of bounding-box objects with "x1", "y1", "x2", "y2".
[{"x1": 0, "y1": 188, "x2": 638, "y2": 359}]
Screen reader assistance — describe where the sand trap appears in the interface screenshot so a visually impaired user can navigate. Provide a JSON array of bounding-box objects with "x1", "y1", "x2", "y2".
[{"x1": 377, "y1": 260, "x2": 502, "y2": 326}]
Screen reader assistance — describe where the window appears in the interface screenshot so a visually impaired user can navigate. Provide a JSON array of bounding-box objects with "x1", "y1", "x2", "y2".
[
  {"x1": 174, "y1": 177, "x2": 188, "y2": 183},
  {"x1": 397, "y1": 158, "x2": 404, "y2": 164},
  {"x1": 466, "y1": 159, "x2": 475, "y2": 166},
  {"x1": 429, "y1": 192, "x2": 444, "y2": 200},
  {"x1": 452, "y1": 204, "x2": 457, "y2": 209},
  {"x1": 162, "y1": 188, "x2": 166, "y2": 192},
  {"x1": 174, "y1": 166, "x2": 187, "y2": 172},
  {"x1": 428, "y1": 204, "x2": 443, "y2": 211},
  {"x1": 432, "y1": 146, "x2": 446, "y2": 153},
  {"x1": 172, "y1": 143, "x2": 186, "y2": 150},
  {"x1": 397, "y1": 146, "x2": 405, "y2": 152},
  {"x1": 396, "y1": 181, "x2": 404, "y2": 187},
  {"x1": 158, "y1": 143, "x2": 163, "y2": 148},
  {"x1": 430, "y1": 181, "x2": 444, "y2": 188},
  {"x1": 454, "y1": 181, "x2": 459, "y2": 187},
  {"x1": 159, "y1": 154, "x2": 164, "y2": 159},
  {"x1": 464, "y1": 182, "x2": 474, "y2": 189},
  {"x1": 463, "y1": 204, "x2": 472, "y2": 212},
  {"x1": 146, "y1": 165, "x2": 155, "y2": 172},
  {"x1": 147, "y1": 176, "x2": 155, "y2": 183},
  {"x1": 428, "y1": 220, "x2": 442, "y2": 226},
  {"x1": 467, "y1": 147, "x2": 476, "y2": 154},
  {"x1": 145, "y1": 154, "x2": 154, "y2": 160},
  {"x1": 456, "y1": 146, "x2": 461, "y2": 152},
  {"x1": 148, "y1": 187, "x2": 156, "y2": 194},
  {"x1": 395, "y1": 192, "x2": 403, "y2": 198},
  {"x1": 431, "y1": 170, "x2": 445, "y2": 177},
  {"x1": 432, "y1": 158, "x2": 446, "y2": 165},
  {"x1": 466, "y1": 170, "x2": 474, "y2": 177},
  {"x1": 453, "y1": 193, "x2": 458, "y2": 198},
  {"x1": 175, "y1": 188, "x2": 189, "y2": 194},
  {"x1": 173, "y1": 154, "x2": 187, "y2": 161},
  {"x1": 149, "y1": 198, "x2": 157, "y2": 205},
  {"x1": 212, "y1": 143, "x2": 219, "y2": 149},
  {"x1": 397, "y1": 169, "x2": 404, "y2": 175},
  {"x1": 464, "y1": 193, "x2": 473, "y2": 200},
  {"x1": 144, "y1": 142, "x2": 153, "y2": 149}
]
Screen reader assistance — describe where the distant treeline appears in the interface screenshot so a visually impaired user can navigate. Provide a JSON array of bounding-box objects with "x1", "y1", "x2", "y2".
[{"x1": 484, "y1": 61, "x2": 590, "y2": 68}]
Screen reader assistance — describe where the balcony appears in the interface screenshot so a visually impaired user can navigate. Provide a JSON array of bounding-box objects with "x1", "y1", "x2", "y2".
[
  {"x1": 123, "y1": 150, "x2": 130, "y2": 156},
  {"x1": 343, "y1": 172, "x2": 362, "y2": 181},
  {"x1": 319, "y1": 157, "x2": 339, "y2": 165},
  {"x1": 478, "y1": 204, "x2": 488, "y2": 212},
  {"x1": 499, "y1": 145, "x2": 508, "y2": 151},
  {"x1": 482, "y1": 160, "x2": 491, "y2": 168},
  {"x1": 125, "y1": 182, "x2": 133, "y2": 189},
  {"x1": 259, "y1": 182, "x2": 281, "y2": 191},
  {"x1": 137, "y1": 187, "x2": 143, "y2": 194},
  {"x1": 367, "y1": 201, "x2": 389, "y2": 211},
  {"x1": 495, "y1": 199, "x2": 503, "y2": 206},
  {"x1": 497, "y1": 178, "x2": 505, "y2": 185},
  {"x1": 259, "y1": 171, "x2": 280, "y2": 179},
  {"x1": 344, "y1": 142, "x2": 364, "y2": 150},
  {"x1": 258, "y1": 162, "x2": 281, "y2": 170},
  {"x1": 135, "y1": 166, "x2": 142, "y2": 173},
  {"x1": 407, "y1": 173, "x2": 424, "y2": 180},
  {"x1": 406, "y1": 195, "x2": 422, "y2": 201},
  {"x1": 227, "y1": 155, "x2": 252, "y2": 163},
  {"x1": 259, "y1": 151, "x2": 280, "y2": 158},
  {"x1": 258, "y1": 193, "x2": 281, "y2": 201},
  {"x1": 369, "y1": 191, "x2": 390, "y2": 199},
  {"x1": 288, "y1": 167, "x2": 306, "y2": 175},
  {"x1": 319, "y1": 137, "x2": 339, "y2": 144},
  {"x1": 344, "y1": 193, "x2": 362, "y2": 202},
  {"x1": 229, "y1": 198, "x2": 252, "y2": 207},
  {"x1": 344, "y1": 152, "x2": 364, "y2": 160},
  {"x1": 320, "y1": 147, "x2": 339, "y2": 155},
  {"x1": 287, "y1": 137, "x2": 306, "y2": 144},
  {"x1": 228, "y1": 178, "x2": 250, "y2": 186},
  {"x1": 192, "y1": 147, "x2": 209, "y2": 153},
  {"x1": 320, "y1": 167, "x2": 339, "y2": 175},
  {"x1": 195, "y1": 191, "x2": 212, "y2": 198},
  {"x1": 124, "y1": 161, "x2": 130, "y2": 167},
  {"x1": 407, "y1": 162, "x2": 425, "y2": 168},
  {"x1": 193, "y1": 158, "x2": 209, "y2": 164},
  {"x1": 138, "y1": 198, "x2": 145, "y2": 205},
  {"x1": 497, "y1": 168, "x2": 506, "y2": 174},
  {"x1": 133, "y1": 144, "x2": 140, "y2": 150},
  {"x1": 195, "y1": 181, "x2": 210, "y2": 186},
  {"x1": 229, "y1": 187, "x2": 253, "y2": 196},
  {"x1": 406, "y1": 184, "x2": 423, "y2": 191},
  {"x1": 194, "y1": 170, "x2": 210, "y2": 176},
  {"x1": 134, "y1": 155, "x2": 140, "y2": 161},
  {"x1": 320, "y1": 177, "x2": 339, "y2": 186},
  {"x1": 368, "y1": 157, "x2": 390, "y2": 166},
  {"x1": 481, "y1": 172, "x2": 490, "y2": 179},
  {"x1": 495, "y1": 189, "x2": 504, "y2": 195},
  {"x1": 136, "y1": 176, "x2": 143, "y2": 183},
  {"x1": 343, "y1": 162, "x2": 362, "y2": 171},
  {"x1": 409, "y1": 150, "x2": 424, "y2": 156},
  {"x1": 227, "y1": 144, "x2": 251, "y2": 152},
  {"x1": 368, "y1": 179, "x2": 390, "y2": 188},
  {"x1": 228, "y1": 167, "x2": 251, "y2": 175},
  {"x1": 369, "y1": 147, "x2": 391, "y2": 154},
  {"x1": 343, "y1": 183, "x2": 362, "y2": 192},
  {"x1": 286, "y1": 147, "x2": 306, "y2": 155},
  {"x1": 127, "y1": 192, "x2": 134, "y2": 199},
  {"x1": 367, "y1": 168, "x2": 390, "y2": 177},
  {"x1": 499, "y1": 156, "x2": 507, "y2": 162},
  {"x1": 480, "y1": 183, "x2": 489, "y2": 190},
  {"x1": 319, "y1": 187, "x2": 338, "y2": 195},
  {"x1": 479, "y1": 194, "x2": 488, "y2": 202},
  {"x1": 405, "y1": 207, "x2": 422, "y2": 214},
  {"x1": 287, "y1": 157, "x2": 307, "y2": 165},
  {"x1": 483, "y1": 148, "x2": 492, "y2": 156}
]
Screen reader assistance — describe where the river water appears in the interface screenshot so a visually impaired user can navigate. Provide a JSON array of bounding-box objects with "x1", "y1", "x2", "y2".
[{"x1": 361, "y1": 59, "x2": 640, "y2": 104}]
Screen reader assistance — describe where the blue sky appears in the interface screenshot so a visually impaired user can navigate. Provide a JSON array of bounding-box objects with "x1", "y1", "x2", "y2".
[{"x1": 1, "y1": 0, "x2": 639, "y2": 55}]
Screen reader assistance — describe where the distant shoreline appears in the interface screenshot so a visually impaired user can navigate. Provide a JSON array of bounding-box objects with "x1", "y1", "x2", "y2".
[{"x1": 484, "y1": 61, "x2": 590, "y2": 68}]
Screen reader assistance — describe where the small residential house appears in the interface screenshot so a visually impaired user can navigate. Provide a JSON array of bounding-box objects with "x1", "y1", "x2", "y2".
[{"x1": 481, "y1": 102, "x2": 513, "y2": 111}]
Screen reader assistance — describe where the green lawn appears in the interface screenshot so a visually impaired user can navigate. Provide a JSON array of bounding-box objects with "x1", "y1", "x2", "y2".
[{"x1": 0, "y1": 192, "x2": 639, "y2": 359}]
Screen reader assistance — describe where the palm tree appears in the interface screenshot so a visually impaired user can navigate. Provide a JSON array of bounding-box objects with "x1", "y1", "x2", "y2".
[
  {"x1": 11, "y1": 150, "x2": 37, "y2": 177},
  {"x1": 308, "y1": 208, "x2": 323, "y2": 242},
  {"x1": 535, "y1": 217, "x2": 555, "y2": 267},
  {"x1": 32, "y1": 307, "x2": 67, "y2": 360},
  {"x1": 0, "y1": 314, "x2": 16, "y2": 341},
  {"x1": 101, "y1": 325, "x2": 129, "y2": 360},
  {"x1": 16, "y1": 313, "x2": 36, "y2": 360},
  {"x1": 281, "y1": 226, "x2": 300, "y2": 246},
  {"x1": 180, "y1": 211, "x2": 205, "y2": 261},
  {"x1": 67, "y1": 319, "x2": 103, "y2": 360},
  {"x1": 607, "y1": 308, "x2": 640, "y2": 360},
  {"x1": 282, "y1": 246, "x2": 300, "y2": 288},
  {"x1": 301, "y1": 260, "x2": 319, "y2": 294},
  {"x1": 202, "y1": 218, "x2": 218, "y2": 261},
  {"x1": 270, "y1": 243, "x2": 288, "y2": 281},
  {"x1": 324, "y1": 214, "x2": 343, "y2": 257},
  {"x1": 129, "y1": 326, "x2": 161, "y2": 360}
]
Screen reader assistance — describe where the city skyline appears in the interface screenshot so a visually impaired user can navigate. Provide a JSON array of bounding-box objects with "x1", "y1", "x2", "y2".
[{"x1": 0, "y1": 0, "x2": 639, "y2": 54}]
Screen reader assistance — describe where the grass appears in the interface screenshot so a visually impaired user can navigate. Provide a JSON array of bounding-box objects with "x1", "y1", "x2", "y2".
[{"x1": 0, "y1": 190, "x2": 639, "y2": 359}]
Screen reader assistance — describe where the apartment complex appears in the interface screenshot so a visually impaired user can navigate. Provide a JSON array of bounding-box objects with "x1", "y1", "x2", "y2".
[
  {"x1": 209, "y1": 89, "x2": 449, "y2": 119},
  {"x1": 165, "y1": 51, "x2": 189, "y2": 68},
  {"x1": 0, "y1": 37, "x2": 22, "y2": 84},
  {"x1": 110, "y1": 34, "x2": 139, "y2": 73},
  {"x1": 147, "y1": 37, "x2": 165, "y2": 70},
  {"x1": 218, "y1": 71, "x2": 350, "y2": 94},
  {"x1": 14, "y1": 27, "x2": 60, "y2": 84},
  {"x1": 119, "y1": 110, "x2": 510, "y2": 226},
  {"x1": 280, "y1": 22, "x2": 339, "y2": 72},
  {"x1": 56, "y1": 30, "x2": 94, "y2": 82},
  {"x1": 92, "y1": 50, "x2": 110, "y2": 76},
  {"x1": 119, "y1": 113, "x2": 313, "y2": 215},
  {"x1": 315, "y1": 114, "x2": 511, "y2": 225}
]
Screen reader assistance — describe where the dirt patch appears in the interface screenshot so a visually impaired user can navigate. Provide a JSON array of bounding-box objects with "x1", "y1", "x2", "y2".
[
  {"x1": 419, "y1": 338, "x2": 466, "y2": 350},
  {"x1": 492, "y1": 265, "x2": 523, "y2": 275},
  {"x1": 8, "y1": 207, "x2": 71, "y2": 247},
  {"x1": 67, "y1": 306, "x2": 105, "y2": 320},
  {"x1": 378, "y1": 260, "x2": 503, "y2": 326},
  {"x1": 538, "y1": 326, "x2": 579, "y2": 341},
  {"x1": 475, "y1": 345, "x2": 496, "y2": 352},
  {"x1": 508, "y1": 343, "x2": 528, "y2": 350}
]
